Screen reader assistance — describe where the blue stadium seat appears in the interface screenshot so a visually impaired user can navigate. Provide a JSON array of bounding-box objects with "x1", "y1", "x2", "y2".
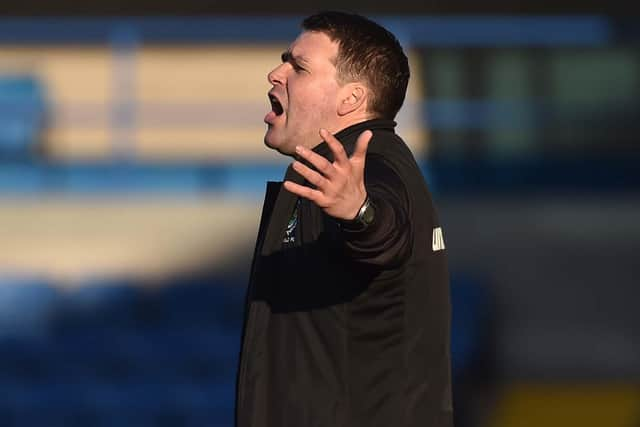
[
  {"x1": 0, "y1": 336, "x2": 57, "y2": 383},
  {"x1": 0, "y1": 74, "x2": 46, "y2": 161},
  {"x1": 55, "y1": 277, "x2": 143, "y2": 332},
  {"x1": 0, "y1": 275, "x2": 60, "y2": 338},
  {"x1": 449, "y1": 272, "x2": 493, "y2": 380},
  {"x1": 0, "y1": 382, "x2": 96, "y2": 426},
  {"x1": 157, "y1": 276, "x2": 246, "y2": 329},
  {"x1": 0, "y1": 274, "x2": 241, "y2": 426}
]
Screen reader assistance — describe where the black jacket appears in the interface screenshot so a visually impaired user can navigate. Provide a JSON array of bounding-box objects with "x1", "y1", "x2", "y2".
[{"x1": 236, "y1": 119, "x2": 453, "y2": 427}]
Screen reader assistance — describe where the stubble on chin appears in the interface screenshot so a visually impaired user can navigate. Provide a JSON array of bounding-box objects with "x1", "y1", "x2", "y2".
[{"x1": 264, "y1": 133, "x2": 294, "y2": 157}]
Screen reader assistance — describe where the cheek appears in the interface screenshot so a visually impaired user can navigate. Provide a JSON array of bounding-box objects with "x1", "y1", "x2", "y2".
[{"x1": 291, "y1": 85, "x2": 337, "y2": 120}]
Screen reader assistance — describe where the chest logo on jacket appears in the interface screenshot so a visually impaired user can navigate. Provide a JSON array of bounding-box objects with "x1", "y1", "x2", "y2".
[{"x1": 283, "y1": 200, "x2": 300, "y2": 245}]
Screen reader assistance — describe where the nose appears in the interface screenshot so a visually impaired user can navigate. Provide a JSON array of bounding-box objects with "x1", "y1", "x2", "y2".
[{"x1": 267, "y1": 63, "x2": 288, "y2": 86}]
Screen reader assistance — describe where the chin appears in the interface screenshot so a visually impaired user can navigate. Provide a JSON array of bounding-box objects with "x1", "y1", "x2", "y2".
[
  {"x1": 264, "y1": 134, "x2": 294, "y2": 156},
  {"x1": 264, "y1": 134, "x2": 280, "y2": 151}
]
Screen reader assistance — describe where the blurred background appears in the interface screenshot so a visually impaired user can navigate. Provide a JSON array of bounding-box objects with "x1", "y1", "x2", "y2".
[{"x1": 0, "y1": 9, "x2": 639, "y2": 427}]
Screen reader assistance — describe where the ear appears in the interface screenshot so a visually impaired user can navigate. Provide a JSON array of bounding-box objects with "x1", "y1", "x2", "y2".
[{"x1": 337, "y1": 83, "x2": 368, "y2": 116}]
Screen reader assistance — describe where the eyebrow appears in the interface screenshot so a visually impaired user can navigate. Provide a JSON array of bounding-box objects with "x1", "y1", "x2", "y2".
[{"x1": 281, "y1": 51, "x2": 310, "y2": 67}]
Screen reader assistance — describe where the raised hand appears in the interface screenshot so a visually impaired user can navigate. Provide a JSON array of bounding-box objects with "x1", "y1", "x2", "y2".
[{"x1": 283, "y1": 128, "x2": 372, "y2": 221}]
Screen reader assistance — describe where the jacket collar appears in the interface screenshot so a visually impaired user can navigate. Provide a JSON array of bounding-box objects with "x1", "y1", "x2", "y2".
[{"x1": 312, "y1": 119, "x2": 396, "y2": 160}]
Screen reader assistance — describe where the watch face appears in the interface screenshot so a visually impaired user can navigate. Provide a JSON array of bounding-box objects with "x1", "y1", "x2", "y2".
[{"x1": 362, "y1": 203, "x2": 375, "y2": 225}]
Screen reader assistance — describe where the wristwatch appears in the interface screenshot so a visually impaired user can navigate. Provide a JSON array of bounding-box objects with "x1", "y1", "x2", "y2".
[{"x1": 343, "y1": 195, "x2": 376, "y2": 231}]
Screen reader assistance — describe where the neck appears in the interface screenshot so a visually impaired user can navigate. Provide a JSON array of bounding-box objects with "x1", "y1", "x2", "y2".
[
  {"x1": 306, "y1": 112, "x2": 375, "y2": 148},
  {"x1": 295, "y1": 109, "x2": 376, "y2": 153}
]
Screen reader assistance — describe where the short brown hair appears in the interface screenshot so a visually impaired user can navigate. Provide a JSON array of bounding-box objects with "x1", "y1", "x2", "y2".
[{"x1": 302, "y1": 11, "x2": 410, "y2": 120}]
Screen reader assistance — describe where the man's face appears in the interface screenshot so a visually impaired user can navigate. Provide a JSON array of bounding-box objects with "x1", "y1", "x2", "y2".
[{"x1": 264, "y1": 31, "x2": 342, "y2": 155}]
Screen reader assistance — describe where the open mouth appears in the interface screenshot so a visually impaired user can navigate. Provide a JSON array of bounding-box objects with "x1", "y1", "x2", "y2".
[{"x1": 269, "y1": 94, "x2": 284, "y2": 116}]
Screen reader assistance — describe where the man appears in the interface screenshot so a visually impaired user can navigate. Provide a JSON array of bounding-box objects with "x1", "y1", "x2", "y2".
[{"x1": 236, "y1": 11, "x2": 453, "y2": 427}]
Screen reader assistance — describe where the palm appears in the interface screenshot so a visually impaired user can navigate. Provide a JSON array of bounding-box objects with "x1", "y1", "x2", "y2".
[{"x1": 283, "y1": 128, "x2": 372, "y2": 221}]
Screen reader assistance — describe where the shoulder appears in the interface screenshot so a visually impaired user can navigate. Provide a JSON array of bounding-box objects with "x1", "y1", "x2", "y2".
[
  {"x1": 366, "y1": 128, "x2": 421, "y2": 178},
  {"x1": 365, "y1": 128, "x2": 438, "y2": 212}
]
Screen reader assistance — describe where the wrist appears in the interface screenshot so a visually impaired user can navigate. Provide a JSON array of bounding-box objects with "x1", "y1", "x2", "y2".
[{"x1": 341, "y1": 194, "x2": 376, "y2": 232}]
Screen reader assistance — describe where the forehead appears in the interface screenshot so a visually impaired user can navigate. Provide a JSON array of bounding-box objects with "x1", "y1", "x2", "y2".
[{"x1": 289, "y1": 31, "x2": 339, "y2": 64}]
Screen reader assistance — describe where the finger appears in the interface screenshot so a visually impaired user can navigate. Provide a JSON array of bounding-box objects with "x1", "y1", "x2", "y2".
[
  {"x1": 291, "y1": 160, "x2": 327, "y2": 190},
  {"x1": 295, "y1": 145, "x2": 336, "y2": 179},
  {"x1": 351, "y1": 130, "x2": 372, "y2": 164},
  {"x1": 319, "y1": 128, "x2": 349, "y2": 167},
  {"x1": 283, "y1": 180, "x2": 326, "y2": 205}
]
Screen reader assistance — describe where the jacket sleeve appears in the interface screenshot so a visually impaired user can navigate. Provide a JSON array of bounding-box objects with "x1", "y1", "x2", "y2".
[{"x1": 339, "y1": 154, "x2": 412, "y2": 268}]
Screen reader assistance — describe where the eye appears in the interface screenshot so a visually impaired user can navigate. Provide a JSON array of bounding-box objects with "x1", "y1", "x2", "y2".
[
  {"x1": 292, "y1": 63, "x2": 306, "y2": 73},
  {"x1": 280, "y1": 52, "x2": 307, "y2": 74}
]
